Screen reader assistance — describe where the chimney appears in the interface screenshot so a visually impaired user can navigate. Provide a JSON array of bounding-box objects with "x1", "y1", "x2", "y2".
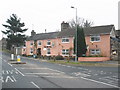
[
  {"x1": 45, "y1": 29, "x2": 47, "y2": 33},
  {"x1": 61, "y1": 21, "x2": 70, "y2": 31},
  {"x1": 31, "y1": 30, "x2": 36, "y2": 36}
]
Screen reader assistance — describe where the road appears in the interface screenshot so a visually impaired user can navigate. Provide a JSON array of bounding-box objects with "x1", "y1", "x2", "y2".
[{"x1": 1, "y1": 51, "x2": 120, "y2": 89}]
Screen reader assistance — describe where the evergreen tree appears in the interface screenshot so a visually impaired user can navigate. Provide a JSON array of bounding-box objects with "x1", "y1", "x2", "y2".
[
  {"x1": 74, "y1": 26, "x2": 87, "y2": 57},
  {"x1": 2, "y1": 14, "x2": 28, "y2": 49}
]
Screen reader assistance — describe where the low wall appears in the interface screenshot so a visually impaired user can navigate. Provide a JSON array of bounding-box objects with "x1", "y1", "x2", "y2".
[{"x1": 78, "y1": 57, "x2": 110, "y2": 62}]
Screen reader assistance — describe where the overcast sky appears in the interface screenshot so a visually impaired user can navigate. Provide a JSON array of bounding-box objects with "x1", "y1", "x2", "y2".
[{"x1": 0, "y1": 0, "x2": 119, "y2": 39}]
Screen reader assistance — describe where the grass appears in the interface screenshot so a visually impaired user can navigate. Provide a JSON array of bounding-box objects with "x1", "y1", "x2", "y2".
[
  {"x1": 0, "y1": 48, "x2": 11, "y2": 53},
  {"x1": 47, "y1": 60, "x2": 119, "y2": 67}
]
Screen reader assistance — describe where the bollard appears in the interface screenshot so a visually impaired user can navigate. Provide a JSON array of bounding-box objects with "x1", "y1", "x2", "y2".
[
  {"x1": 17, "y1": 55, "x2": 21, "y2": 62},
  {"x1": 11, "y1": 54, "x2": 14, "y2": 60}
]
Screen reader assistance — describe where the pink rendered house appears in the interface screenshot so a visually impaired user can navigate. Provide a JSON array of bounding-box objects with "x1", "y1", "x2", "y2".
[{"x1": 22, "y1": 22, "x2": 117, "y2": 60}]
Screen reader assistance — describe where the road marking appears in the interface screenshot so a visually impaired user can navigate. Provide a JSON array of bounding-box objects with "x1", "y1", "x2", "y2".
[
  {"x1": 25, "y1": 75, "x2": 39, "y2": 77},
  {"x1": 81, "y1": 77, "x2": 120, "y2": 88},
  {"x1": 6, "y1": 71, "x2": 9, "y2": 74},
  {"x1": 25, "y1": 73, "x2": 60, "y2": 75},
  {"x1": 43, "y1": 76, "x2": 78, "y2": 79},
  {"x1": 31, "y1": 82, "x2": 40, "y2": 88},
  {"x1": 15, "y1": 68, "x2": 25, "y2": 76},
  {"x1": 101, "y1": 76, "x2": 119, "y2": 81},
  {"x1": 71, "y1": 67, "x2": 76, "y2": 69},
  {"x1": 5, "y1": 76, "x2": 14, "y2": 82},
  {"x1": 47, "y1": 68, "x2": 65, "y2": 74},
  {"x1": 20, "y1": 68, "x2": 48, "y2": 70},
  {"x1": 67, "y1": 66, "x2": 71, "y2": 67},
  {"x1": 20, "y1": 67, "x2": 65, "y2": 74},
  {"x1": 12, "y1": 76, "x2": 16, "y2": 82},
  {"x1": 73, "y1": 72, "x2": 91, "y2": 77},
  {"x1": 61, "y1": 65, "x2": 67, "y2": 67},
  {"x1": 8, "y1": 63, "x2": 13, "y2": 67}
]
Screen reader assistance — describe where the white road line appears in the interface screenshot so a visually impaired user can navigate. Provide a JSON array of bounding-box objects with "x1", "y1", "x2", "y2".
[
  {"x1": 103, "y1": 77, "x2": 119, "y2": 81},
  {"x1": 6, "y1": 71, "x2": 9, "y2": 74},
  {"x1": 8, "y1": 63, "x2": 13, "y2": 67},
  {"x1": 81, "y1": 77, "x2": 120, "y2": 88},
  {"x1": 25, "y1": 75, "x2": 39, "y2": 77},
  {"x1": 61, "y1": 65, "x2": 67, "y2": 66},
  {"x1": 20, "y1": 67, "x2": 65, "y2": 74},
  {"x1": 31, "y1": 82, "x2": 40, "y2": 88},
  {"x1": 25, "y1": 73, "x2": 60, "y2": 75},
  {"x1": 71, "y1": 67, "x2": 76, "y2": 69},
  {"x1": 43, "y1": 76, "x2": 78, "y2": 79},
  {"x1": 5, "y1": 76, "x2": 14, "y2": 82},
  {"x1": 11, "y1": 76, "x2": 17, "y2": 82},
  {"x1": 14, "y1": 68, "x2": 25, "y2": 76},
  {"x1": 67, "y1": 66, "x2": 71, "y2": 67},
  {"x1": 47, "y1": 68, "x2": 65, "y2": 74},
  {"x1": 20, "y1": 68, "x2": 48, "y2": 70}
]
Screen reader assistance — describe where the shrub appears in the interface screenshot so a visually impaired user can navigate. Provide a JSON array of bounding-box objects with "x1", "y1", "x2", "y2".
[{"x1": 55, "y1": 55, "x2": 64, "y2": 60}]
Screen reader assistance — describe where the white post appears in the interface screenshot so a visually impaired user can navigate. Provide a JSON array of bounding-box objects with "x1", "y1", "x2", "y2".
[
  {"x1": 16, "y1": 48, "x2": 18, "y2": 55},
  {"x1": 11, "y1": 54, "x2": 14, "y2": 60}
]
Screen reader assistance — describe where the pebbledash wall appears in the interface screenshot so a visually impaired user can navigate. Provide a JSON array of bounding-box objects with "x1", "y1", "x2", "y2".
[{"x1": 22, "y1": 22, "x2": 117, "y2": 61}]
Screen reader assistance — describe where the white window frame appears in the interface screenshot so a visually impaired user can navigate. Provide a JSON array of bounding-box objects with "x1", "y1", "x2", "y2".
[
  {"x1": 62, "y1": 49, "x2": 69, "y2": 56},
  {"x1": 90, "y1": 35, "x2": 100, "y2": 42},
  {"x1": 47, "y1": 40, "x2": 51, "y2": 46},
  {"x1": 38, "y1": 41, "x2": 41, "y2": 46},
  {"x1": 90, "y1": 49, "x2": 101, "y2": 55},
  {"x1": 47, "y1": 48, "x2": 51, "y2": 55},
  {"x1": 62, "y1": 38, "x2": 69, "y2": 43},
  {"x1": 30, "y1": 48, "x2": 33, "y2": 55},
  {"x1": 30, "y1": 42, "x2": 33, "y2": 46}
]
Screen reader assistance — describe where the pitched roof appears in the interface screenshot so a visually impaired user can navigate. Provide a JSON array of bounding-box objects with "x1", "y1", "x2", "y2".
[
  {"x1": 27, "y1": 25, "x2": 114, "y2": 41},
  {"x1": 116, "y1": 30, "x2": 120, "y2": 36},
  {"x1": 57, "y1": 25, "x2": 114, "y2": 37},
  {"x1": 84, "y1": 25, "x2": 114, "y2": 35},
  {"x1": 26, "y1": 32, "x2": 59, "y2": 41}
]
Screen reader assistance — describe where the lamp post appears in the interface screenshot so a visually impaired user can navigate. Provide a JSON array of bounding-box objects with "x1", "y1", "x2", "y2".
[{"x1": 71, "y1": 6, "x2": 78, "y2": 62}]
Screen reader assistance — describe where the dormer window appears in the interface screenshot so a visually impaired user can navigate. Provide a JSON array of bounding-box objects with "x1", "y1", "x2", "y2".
[
  {"x1": 90, "y1": 35, "x2": 100, "y2": 42},
  {"x1": 62, "y1": 38, "x2": 69, "y2": 43}
]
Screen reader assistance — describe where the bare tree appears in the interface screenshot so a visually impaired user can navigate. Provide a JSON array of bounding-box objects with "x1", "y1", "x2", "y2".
[{"x1": 68, "y1": 17, "x2": 93, "y2": 28}]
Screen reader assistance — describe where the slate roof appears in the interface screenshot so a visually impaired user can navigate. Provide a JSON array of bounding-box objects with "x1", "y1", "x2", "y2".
[
  {"x1": 84, "y1": 25, "x2": 114, "y2": 36},
  {"x1": 27, "y1": 25, "x2": 114, "y2": 41},
  {"x1": 57, "y1": 25, "x2": 114, "y2": 37},
  {"x1": 26, "y1": 32, "x2": 59, "y2": 41}
]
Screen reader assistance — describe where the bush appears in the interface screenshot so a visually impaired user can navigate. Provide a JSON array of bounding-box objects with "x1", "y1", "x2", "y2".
[
  {"x1": 22, "y1": 54, "x2": 27, "y2": 57},
  {"x1": 55, "y1": 55, "x2": 64, "y2": 60}
]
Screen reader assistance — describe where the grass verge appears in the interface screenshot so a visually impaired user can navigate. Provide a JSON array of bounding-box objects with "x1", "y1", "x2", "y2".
[{"x1": 47, "y1": 60, "x2": 119, "y2": 67}]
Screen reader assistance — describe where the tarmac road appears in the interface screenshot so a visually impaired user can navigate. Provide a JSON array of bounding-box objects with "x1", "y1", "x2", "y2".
[{"x1": 1, "y1": 51, "x2": 120, "y2": 89}]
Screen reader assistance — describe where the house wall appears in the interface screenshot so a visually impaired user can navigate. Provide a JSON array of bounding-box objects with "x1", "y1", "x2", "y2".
[
  {"x1": 26, "y1": 40, "x2": 34, "y2": 55},
  {"x1": 25, "y1": 37, "x2": 74, "y2": 56},
  {"x1": 85, "y1": 34, "x2": 111, "y2": 57},
  {"x1": 23, "y1": 35, "x2": 111, "y2": 58}
]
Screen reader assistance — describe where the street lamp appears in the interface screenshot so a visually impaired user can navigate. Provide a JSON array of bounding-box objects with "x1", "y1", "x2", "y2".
[{"x1": 71, "y1": 6, "x2": 78, "y2": 62}]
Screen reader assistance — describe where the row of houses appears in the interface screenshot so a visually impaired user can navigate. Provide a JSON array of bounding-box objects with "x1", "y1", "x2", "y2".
[{"x1": 21, "y1": 21, "x2": 119, "y2": 60}]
